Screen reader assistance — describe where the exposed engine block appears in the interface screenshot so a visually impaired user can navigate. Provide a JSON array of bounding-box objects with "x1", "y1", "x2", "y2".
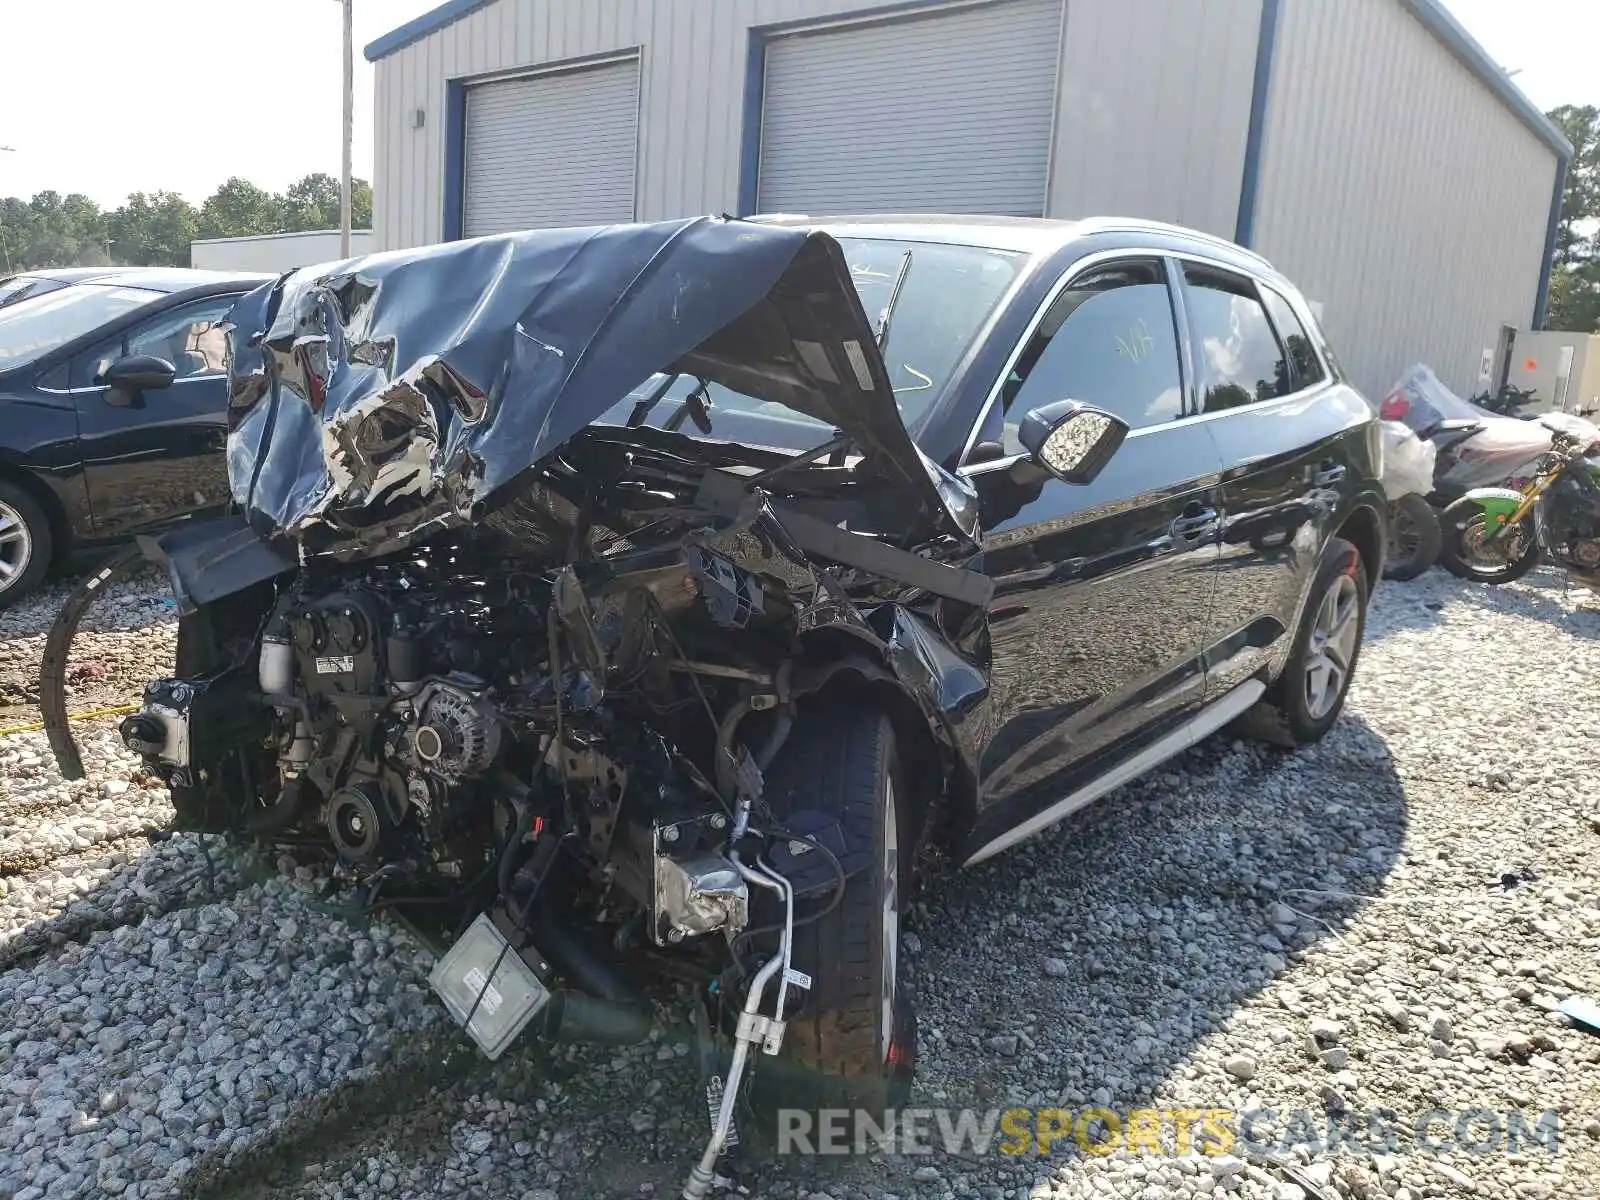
[{"x1": 117, "y1": 537, "x2": 776, "y2": 978}]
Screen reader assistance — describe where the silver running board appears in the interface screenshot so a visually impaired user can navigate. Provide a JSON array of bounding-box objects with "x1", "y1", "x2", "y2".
[{"x1": 963, "y1": 678, "x2": 1266, "y2": 866}]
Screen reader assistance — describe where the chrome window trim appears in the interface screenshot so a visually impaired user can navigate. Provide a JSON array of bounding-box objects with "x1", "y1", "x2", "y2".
[
  {"x1": 955, "y1": 245, "x2": 1334, "y2": 478},
  {"x1": 41, "y1": 373, "x2": 226, "y2": 397}
]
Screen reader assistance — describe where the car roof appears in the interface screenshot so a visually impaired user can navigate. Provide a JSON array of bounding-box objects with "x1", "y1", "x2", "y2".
[
  {"x1": 750, "y1": 212, "x2": 1278, "y2": 273},
  {"x1": 4, "y1": 266, "x2": 272, "y2": 293},
  {"x1": 7, "y1": 266, "x2": 137, "y2": 286},
  {"x1": 91, "y1": 268, "x2": 276, "y2": 295}
]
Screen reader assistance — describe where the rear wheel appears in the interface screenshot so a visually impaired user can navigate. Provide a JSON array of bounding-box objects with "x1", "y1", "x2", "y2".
[
  {"x1": 1438, "y1": 497, "x2": 1540, "y2": 584},
  {"x1": 748, "y1": 700, "x2": 913, "y2": 1130},
  {"x1": 1237, "y1": 537, "x2": 1368, "y2": 748},
  {"x1": 1383, "y1": 493, "x2": 1441, "y2": 581},
  {"x1": 0, "y1": 481, "x2": 53, "y2": 608}
]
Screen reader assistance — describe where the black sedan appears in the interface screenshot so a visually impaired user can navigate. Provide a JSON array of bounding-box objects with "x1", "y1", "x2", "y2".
[
  {"x1": 57, "y1": 216, "x2": 1384, "y2": 1166},
  {"x1": 0, "y1": 268, "x2": 272, "y2": 602}
]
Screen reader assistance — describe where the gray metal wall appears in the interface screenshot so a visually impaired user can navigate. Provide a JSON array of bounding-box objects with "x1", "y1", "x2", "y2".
[
  {"x1": 461, "y1": 58, "x2": 641, "y2": 234},
  {"x1": 1252, "y1": 0, "x2": 1561, "y2": 399},
  {"x1": 371, "y1": 0, "x2": 1262, "y2": 249},
  {"x1": 757, "y1": 0, "x2": 1064, "y2": 216},
  {"x1": 1048, "y1": 0, "x2": 1260, "y2": 239}
]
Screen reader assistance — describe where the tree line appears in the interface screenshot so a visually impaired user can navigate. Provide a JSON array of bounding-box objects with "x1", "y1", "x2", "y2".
[
  {"x1": 1543, "y1": 105, "x2": 1600, "y2": 333},
  {"x1": 0, "y1": 174, "x2": 374, "y2": 272},
  {"x1": 5, "y1": 106, "x2": 1598, "y2": 324}
]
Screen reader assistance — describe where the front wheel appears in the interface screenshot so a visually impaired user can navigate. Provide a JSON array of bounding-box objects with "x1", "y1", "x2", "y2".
[
  {"x1": 1438, "y1": 497, "x2": 1540, "y2": 584},
  {"x1": 747, "y1": 699, "x2": 914, "y2": 1130},
  {"x1": 1383, "y1": 493, "x2": 1441, "y2": 581}
]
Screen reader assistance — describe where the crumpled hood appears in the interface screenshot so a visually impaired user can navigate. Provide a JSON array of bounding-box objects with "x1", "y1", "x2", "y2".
[{"x1": 223, "y1": 216, "x2": 972, "y2": 559}]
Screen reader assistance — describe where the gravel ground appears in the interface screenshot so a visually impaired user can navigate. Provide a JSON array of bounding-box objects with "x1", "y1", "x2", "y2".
[{"x1": 1, "y1": 565, "x2": 1598, "y2": 1200}]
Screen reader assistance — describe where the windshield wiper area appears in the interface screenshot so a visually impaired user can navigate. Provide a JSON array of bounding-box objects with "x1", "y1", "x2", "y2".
[{"x1": 875, "y1": 249, "x2": 913, "y2": 351}]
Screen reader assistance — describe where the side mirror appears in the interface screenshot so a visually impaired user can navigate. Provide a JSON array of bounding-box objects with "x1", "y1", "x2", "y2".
[
  {"x1": 1017, "y1": 400, "x2": 1129, "y2": 485},
  {"x1": 102, "y1": 355, "x2": 177, "y2": 393}
]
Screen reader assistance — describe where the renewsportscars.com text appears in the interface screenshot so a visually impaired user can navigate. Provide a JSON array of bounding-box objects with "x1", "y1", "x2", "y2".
[{"x1": 775, "y1": 1106, "x2": 1562, "y2": 1158}]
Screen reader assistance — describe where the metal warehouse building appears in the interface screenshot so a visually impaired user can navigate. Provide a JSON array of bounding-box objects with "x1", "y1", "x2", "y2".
[{"x1": 365, "y1": 0, "x2": 1572, "y2": 400}]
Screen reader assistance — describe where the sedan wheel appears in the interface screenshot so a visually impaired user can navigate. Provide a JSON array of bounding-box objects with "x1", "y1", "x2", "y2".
[
  {"x1": 0, "y1": 482, "x2": 52, "y2": 607},
  {"x1": 0, "y1": 500, "x2": 33, "y2": 590}
]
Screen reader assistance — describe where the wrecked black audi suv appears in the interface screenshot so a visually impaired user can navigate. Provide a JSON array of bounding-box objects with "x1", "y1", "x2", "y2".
[{"x1": 45, "y1": 214, "x2": 1384, "y2": 1186}]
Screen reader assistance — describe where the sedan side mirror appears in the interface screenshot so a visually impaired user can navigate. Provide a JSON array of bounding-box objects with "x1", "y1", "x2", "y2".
[
  {"x1": 1017, "y1": 400, "x2": 1130, "y2": 485},
  {"x1": 102, "y1": 355, "x2": 177, "y2": 393}
]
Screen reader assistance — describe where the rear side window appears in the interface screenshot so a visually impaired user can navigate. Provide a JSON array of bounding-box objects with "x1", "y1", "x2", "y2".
[
  {"x1": 1182, "y1": 263, "x2": 1291, "y2": 413},
  {"x1": 1004, "y1": 258, "x2": 1184, "y2": 432},
  {"x1": 1260, "y1": 286, "x2": 1326, "y2": 389}
]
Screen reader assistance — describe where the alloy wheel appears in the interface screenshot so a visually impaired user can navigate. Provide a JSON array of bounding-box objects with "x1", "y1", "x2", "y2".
[
  {"x1": 1303, "y1": 573, "x2": 1359, "y2": 720},
  {"x1": 0, "y1": 501, "x2": 34, "y2": 593}
]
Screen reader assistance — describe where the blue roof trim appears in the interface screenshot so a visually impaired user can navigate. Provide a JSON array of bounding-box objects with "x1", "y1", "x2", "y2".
[
  {"x1": 1400, "y1": 0, "x2": 1572, "y2": 161},
  {"x1": 1533, "y1": 156, "x2": 1567, "y2": 329},
  {"x1": 1235, "y1": 0, "x2": 1281, "y2": 247},
  {"x1": 364, "y1": 0, "x2": 498, "y2": 62}
]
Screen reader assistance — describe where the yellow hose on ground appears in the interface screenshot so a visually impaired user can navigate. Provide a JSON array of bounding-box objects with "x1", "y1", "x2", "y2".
[{"x1": 0, "y1": 703, "x2": 140, "y2": 738}]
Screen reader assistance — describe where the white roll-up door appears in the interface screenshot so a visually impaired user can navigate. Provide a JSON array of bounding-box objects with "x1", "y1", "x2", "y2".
[
  {"x1": 757, "y1": 0, "x2": 1063, "y2": 216},
  {"x1": 462, "y1": 58, "x2": 639, "y2": 236}
]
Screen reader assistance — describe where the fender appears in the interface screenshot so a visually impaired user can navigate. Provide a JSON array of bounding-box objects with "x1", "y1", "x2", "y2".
[{"x1": 1453, "y1": 486, "x2": 1528, "y2": 534}]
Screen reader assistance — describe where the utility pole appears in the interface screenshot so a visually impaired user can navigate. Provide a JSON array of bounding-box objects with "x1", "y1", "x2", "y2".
[{"x1": 340, "y1": 0, "x2": 354, "y2": 257}]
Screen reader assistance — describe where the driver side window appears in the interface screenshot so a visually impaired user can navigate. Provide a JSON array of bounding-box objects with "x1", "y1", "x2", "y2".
[
  {"x1": 996, "y1": 259, "x2": 1184, "y2": 454},
  {"x1": 91, "y1": 297, "x2": 236, "y2": 383}
]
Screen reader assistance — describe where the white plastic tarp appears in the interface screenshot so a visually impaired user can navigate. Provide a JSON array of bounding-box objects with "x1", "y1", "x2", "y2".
[{"x1": 1379, "y1": 421, "x2": 1436, "y2": 499}]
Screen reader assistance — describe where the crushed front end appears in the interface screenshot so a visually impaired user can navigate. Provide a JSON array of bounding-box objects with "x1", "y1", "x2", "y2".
[{"x1": 52, "y1": 217, "x2": 992, "y2": 1187}]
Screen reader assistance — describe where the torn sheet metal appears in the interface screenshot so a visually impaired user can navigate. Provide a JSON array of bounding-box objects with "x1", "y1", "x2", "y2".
[{"x1": 223, "y1": 217, "x2": 971, "y2": 559}]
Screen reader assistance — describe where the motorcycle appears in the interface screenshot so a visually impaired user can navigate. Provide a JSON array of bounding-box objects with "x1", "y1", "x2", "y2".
[
  {"x1": 1438, "y1": 412, "x2": 1600, "y2": 589},
  {"x1": 1379, "y1": 364, "x2": 1552, "y2": 509},
  {"x1": 1467, "y1": 382, "x2": 1539, "y2": 418}
]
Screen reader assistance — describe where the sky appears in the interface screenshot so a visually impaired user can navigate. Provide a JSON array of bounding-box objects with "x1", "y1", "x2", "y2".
[
  {"x1": 1, "y1": 0, "x2": 1597, "y2": 211},
  {"x1": 1, "y1": 0, "x2": 440, "y2": 207}
]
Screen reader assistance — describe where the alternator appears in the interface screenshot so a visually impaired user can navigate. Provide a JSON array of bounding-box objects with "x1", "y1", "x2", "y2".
[{"x1": 413, "y1": 685, "x2": 502, "y2": 781}]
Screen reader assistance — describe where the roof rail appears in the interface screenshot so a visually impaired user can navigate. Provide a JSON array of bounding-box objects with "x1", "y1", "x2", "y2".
[{"x1": 1072, "y1": 217, "x2": 1277, "y2": 268}]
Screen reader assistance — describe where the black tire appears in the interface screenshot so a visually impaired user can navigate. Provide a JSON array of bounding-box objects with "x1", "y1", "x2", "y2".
[
  {"x1": 747, "y1": 700, "x2": 912, "y2": 1129},
  {"x1": 1383, "y1": 493, "x2": 1441, "y2": 581},
  {"x1": 0, "y1": 480, "x2": 53, "y2": 608},
  {"x1": 1438, "y1": 496, "x2": 1541, "y2": 585},
  {"x1": 1236, "y1": 537, "x2": 1368, "y2": 749}
]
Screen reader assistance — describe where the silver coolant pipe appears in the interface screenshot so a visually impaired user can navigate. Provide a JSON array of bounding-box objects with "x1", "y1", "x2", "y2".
[{"x1": 681, "y1": 852, "x2": 795, "y2": 1200}]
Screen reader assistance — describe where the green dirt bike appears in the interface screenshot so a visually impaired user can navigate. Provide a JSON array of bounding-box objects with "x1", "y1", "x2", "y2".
[{"x1": 1439, "y1": 414, "x2": 1600, "y2": 589}]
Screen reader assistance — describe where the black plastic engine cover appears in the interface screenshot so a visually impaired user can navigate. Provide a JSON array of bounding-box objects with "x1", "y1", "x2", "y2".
[{"x1": 289, "y1": 590, "x2": 386, "y2": 696}]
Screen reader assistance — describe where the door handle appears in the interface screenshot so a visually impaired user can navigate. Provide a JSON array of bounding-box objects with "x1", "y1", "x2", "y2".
[
  {"x1": 1313, "y1": 461, "x2": 1346, "y2": 486},
  {"x1": 1170, "y1": 506, "x2": 1219, "y2": 539}
]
